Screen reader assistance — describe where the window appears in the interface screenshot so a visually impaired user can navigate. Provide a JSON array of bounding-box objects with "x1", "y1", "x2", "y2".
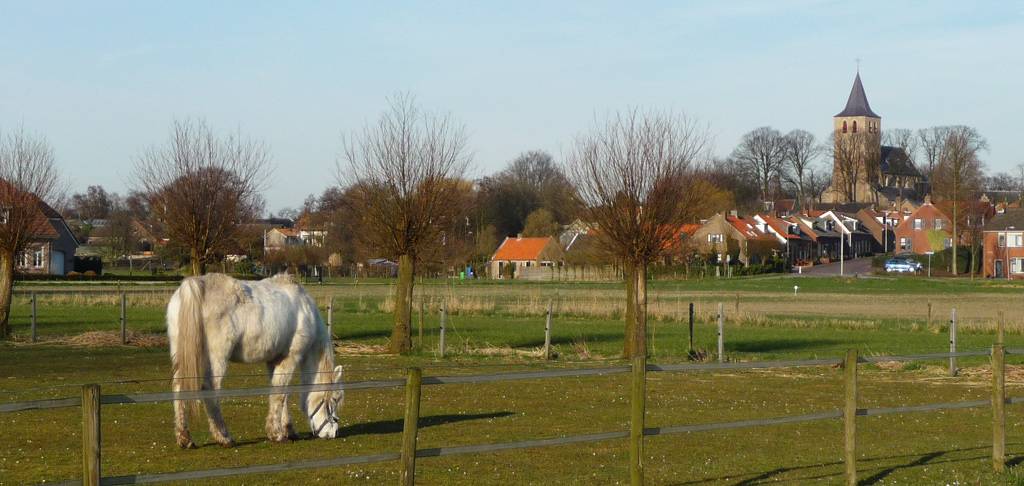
[
  {"x1": 33, "y1": 248, "x2": 44, "y2": 268},
  {"x1": 913, "y1": 219, "x2": 922, "y2": 230},
  {"x1": 1012, "y1": 258, "x2": 1024, "y2": 274},
  {"x1": 852, "y1": 120, "x2": 858, "y2": 133},
  {"x1": 1012, "y1": 233, "x2": 1024, "y2": 248},
  {"x1": 0, "y1": 208, "x2": 8, "y2": 224},
  {"x1": 708, "y1": 234, "x2": 724, "y2": 243},
  {"x1": 999, "y1": 233, "x2": 1007, "y2": 247},
  {"x1": 900, "y1": 237, "x2": 910, "y2": 250},
  {"x1": 943, "y1": 238, "x2": 952, "y2": 249},
  {"x1": 934, "y1": 219, "x2": 943, "y2": 230},
  {"x1": 842, "y1": 121, "x2": 848, "y2": 133}
]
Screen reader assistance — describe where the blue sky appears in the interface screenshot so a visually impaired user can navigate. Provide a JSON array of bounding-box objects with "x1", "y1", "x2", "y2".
[{"x1": 2, "y1": 1, "x2": 1022, "y2": 212}]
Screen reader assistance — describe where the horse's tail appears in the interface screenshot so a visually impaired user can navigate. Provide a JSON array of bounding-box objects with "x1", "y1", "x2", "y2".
[{"x1": 174, "y1": 277, "x2": 208, "y2": 415}]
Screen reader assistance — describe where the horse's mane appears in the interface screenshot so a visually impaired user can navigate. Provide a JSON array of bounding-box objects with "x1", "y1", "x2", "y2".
[{"x1": 265, "y1": 273, "x2": 297, "y2": 287}]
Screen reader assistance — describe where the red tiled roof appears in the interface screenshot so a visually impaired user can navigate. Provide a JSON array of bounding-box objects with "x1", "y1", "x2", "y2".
[
  {"x1": 760, "y1": 215, "x2": 801, "y2": 240},
  {"x1": 726, "y1": 215, "x2": 773, "y2": 240},
  {"x1": 492, "y1": 237, "x2": 554, "y2": 261}
]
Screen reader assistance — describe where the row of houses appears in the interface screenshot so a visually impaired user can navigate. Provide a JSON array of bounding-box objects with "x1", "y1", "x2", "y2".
[{"x1": 488, "y1": 195, "x2": 1024, "y2": 280}]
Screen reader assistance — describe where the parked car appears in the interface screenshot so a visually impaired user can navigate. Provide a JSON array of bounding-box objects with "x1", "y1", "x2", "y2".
[{"x1": 884, "y1": 257, "x2": 923, "y2": 273}]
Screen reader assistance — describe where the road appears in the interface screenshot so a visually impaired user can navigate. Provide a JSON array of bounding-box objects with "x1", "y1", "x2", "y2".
[{"x1": 794, "y1": 257, "x2": 874, "y2": 277}]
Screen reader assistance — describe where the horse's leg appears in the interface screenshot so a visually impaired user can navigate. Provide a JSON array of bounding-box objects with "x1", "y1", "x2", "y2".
[
  {"x1": 203, "y1": 358, "x2": 234, "y2": 447},
  {"x1": 172, "y1": 368, "x2": 196, "y2": 449},
  {"x1": 267, "y1": 357, "x2": 298, "y2": 442}
]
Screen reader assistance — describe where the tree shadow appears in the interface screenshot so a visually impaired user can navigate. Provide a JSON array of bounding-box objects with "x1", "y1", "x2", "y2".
[
  {"x1": 729, "y1": 338, "x2": 841, "y2": 353},
  {"x1": 341, "y1": 411, "x2": 515, "y2": 437}
]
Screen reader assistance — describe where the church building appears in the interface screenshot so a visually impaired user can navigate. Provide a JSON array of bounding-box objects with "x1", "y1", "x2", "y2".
[{"x1": 826, "y1": 73, "x2": 925, "y2": 207}]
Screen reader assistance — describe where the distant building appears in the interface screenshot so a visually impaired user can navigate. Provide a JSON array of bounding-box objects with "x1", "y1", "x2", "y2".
[
  {"x1": 825, "y1": 72, "x2": 925, "y2": 206},
  {"x1": 892, "y1": 196, "x2": 952, "y2": 254},
  {"x1": 488, "y1": 236, "x2": 563, "y2": 279},
  {"x1": 13, "y1": 196, "x2": 79, "y2": 275},
  {"x1": 983, "y1": 208, "x2": 1024, "y2": 279}
]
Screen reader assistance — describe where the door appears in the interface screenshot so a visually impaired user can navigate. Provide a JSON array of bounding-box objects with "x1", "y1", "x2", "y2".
[
  {"x1": 50, "y1": 250, "x2": 65, "y2": 275},
  {"x1": 995, "y1": 260, "x2": 1004, "y2": 278}
]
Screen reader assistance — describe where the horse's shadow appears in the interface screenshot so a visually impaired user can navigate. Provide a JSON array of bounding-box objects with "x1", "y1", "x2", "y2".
[{"x1": 222, "y1": 411, "x2": 515, "y2": 447}]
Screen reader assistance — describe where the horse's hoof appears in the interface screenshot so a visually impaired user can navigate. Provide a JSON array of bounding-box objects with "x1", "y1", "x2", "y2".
[
  {"x1": 178, "y1": 440, "x2": 197, "y2": 449},
  {"x1": 218, "y1": 439, "x2": 235, "y2": 448}
]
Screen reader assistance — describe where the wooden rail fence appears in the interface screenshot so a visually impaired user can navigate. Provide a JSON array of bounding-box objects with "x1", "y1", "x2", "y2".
[{"x1": 1, "y1": 343, "x2": 1017, "y2": 485}]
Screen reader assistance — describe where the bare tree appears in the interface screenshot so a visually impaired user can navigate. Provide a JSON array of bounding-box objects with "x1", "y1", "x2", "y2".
[
  {"x1": 134, "y1": 119, "x2": 270, "y2": 276},
  {"x1": 805, "y1": 167, "x2": 832, "y2": 208},
  {"x1": 917, "y1": 126, "x2": 952, "y2": 182},
  {"x1": 830, "y1": 131, "x2": 878, "y2": 203},
  {"x1": 932, "y1": 126, "x2": 987, "y2": 276},
  {"x1": 341, "y1": 94, "x2": 472, "y2": 354},
  {"x1": 566, "y1": 109, "x2": 710, "y2": 358},
  {"x1": 731, "y1": 127, "x2": 787, "y2": 205},
  {"x1": 781, "y1": 130, "x2": 823, "y2": 210},
  {"x1": 0, "y1": 129, "x2": 63, "y2": 338}
]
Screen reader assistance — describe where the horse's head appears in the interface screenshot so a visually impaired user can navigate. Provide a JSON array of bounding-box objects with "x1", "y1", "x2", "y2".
[{"x1": 307, "y1": 365, "x2": 344, "y2": 439}]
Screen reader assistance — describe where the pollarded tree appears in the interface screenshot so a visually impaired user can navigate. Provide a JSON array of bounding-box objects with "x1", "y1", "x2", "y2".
[
  {"x1": 566, "y1": 109, "x2": 710, "y2": 358},
  {"x1": 0, "y1": 129, "x2": 63, "y2": 338},
  {"x1": 134, "y1": 119, "x2": 270, "y2": 275},
  {"x1": 341, "y1": 94, "x2": 472, "y2": 354}
]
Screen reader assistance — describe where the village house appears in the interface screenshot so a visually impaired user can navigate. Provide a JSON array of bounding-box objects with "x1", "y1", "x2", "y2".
[
  {"x1": 751, "y1": 214, "x2": 811, "y2": 265},
  {"x1": 14, "y1": 198, "x2": 79, "y2": 275},
  {"x1": 892, "y1": 196, "x2": 953, "y2": 254},
  {"x1": 982, "y1": 208, "x2": 1024, "y2": 279},
  {"x1": 488, "y1": 236, "x2": 564, "y2": 280},
  {"x1": 690, "y1": 212, "x2": 779, "y2": 267}
]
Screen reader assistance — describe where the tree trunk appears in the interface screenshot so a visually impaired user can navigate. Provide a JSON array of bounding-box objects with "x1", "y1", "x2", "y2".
[
  {"x1": 951, "y1": 203, "x2": 958, "y2": 276},
  {"x1": 623, "y1": 260, "x2": 636, "y2": 358},
  {"x1": 628, "y1": 261, "x2": 649, "y2": 359},
  {"x1": 0, "y1": 250, "x2": 14, "y2": 339},
  {"x1": 390, "y1": 254, "x2": 414, "y2": 354},
  {"x1": 190, "y1": 247, "x2": 205, "y2": 276}
]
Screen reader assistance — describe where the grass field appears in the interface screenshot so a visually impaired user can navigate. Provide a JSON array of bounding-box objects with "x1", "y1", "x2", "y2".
[{"x1": 4, "y1": 275, "x2": 1024, "y2": 484}]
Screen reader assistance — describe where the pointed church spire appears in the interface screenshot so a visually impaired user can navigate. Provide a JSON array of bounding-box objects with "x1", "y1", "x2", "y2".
[{"x1": 835, "y1": 72, "x2": 879, "y2": 118}]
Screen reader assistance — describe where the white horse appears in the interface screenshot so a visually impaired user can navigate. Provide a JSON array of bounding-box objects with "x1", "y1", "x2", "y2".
[{"x1": 167, "y1": 273, "x2": 343, "y2": 448}]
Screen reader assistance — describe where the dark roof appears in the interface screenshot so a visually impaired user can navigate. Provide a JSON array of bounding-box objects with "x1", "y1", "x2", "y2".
[
  {"x1": 984, "y1": 208, "x2": 1024, "y2": 231},
  {"x1": 835, "y1": 73, "x2": 880, "y2": 118},
  {"x1": 880, "y1": 146, "x2": 921, "y2": 178},
  {"x1": 875, "y1": 186, "x2": 924, "y2": 205}
]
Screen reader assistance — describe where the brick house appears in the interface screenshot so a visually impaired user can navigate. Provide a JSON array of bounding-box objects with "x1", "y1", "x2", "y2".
[
  {"x1": 892, "y1": 197, "x2": 952, "y2": 254},
  {"x1": 982, "y1": 208, "x2": 1024, "y2": 279},
  {"x1": 690, "y1": 212, "x2": 780, "y2": 266}
]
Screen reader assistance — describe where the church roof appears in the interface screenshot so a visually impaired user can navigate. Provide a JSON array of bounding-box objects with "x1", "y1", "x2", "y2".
[
  {"x1": 880, "y1": 146, "x2": 921, "y2": 178},
  {"x1": 835, "y1": 73, "x2": 880, "y2": 118}
]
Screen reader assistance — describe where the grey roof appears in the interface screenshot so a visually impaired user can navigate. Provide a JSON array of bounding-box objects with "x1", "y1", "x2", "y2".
[
  {"x1": 984, "y1": 208, "x2": 1024, "y2": 231},
  {"x1": 879, "y1": 146, "x2": 921, "y2": 178},
  {"x1": 835, "y1": 73, "x2": 880, "y2": 118},
  {"x1": 875, "y1": 186, "x2": 924, "y2": 205}
]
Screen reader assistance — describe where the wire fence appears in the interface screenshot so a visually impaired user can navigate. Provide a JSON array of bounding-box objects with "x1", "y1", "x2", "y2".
[{"x1": 2, "y1": 345, "x2": 1017, "y2": 486}]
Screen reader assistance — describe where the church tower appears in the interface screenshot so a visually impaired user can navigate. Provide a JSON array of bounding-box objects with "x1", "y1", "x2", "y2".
[{"x1": 831, "y1": 72, "x2": 882, "y2": 203}]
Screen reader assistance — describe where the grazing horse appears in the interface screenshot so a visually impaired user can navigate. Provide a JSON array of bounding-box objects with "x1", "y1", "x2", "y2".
[{"x1": 167, "y1": 273, "x2": 343, "y2": 448}]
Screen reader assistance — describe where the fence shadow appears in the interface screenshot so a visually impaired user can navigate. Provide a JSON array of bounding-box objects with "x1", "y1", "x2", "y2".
[
  {"x1": 341, "y1": 411, "x2": 515, "y2": 438},
  {"x1": 729, "y1": 338, "x2": 841, "y2": 353},
  {"x1": 668, "y1": 444, "x2": 1009, "y2": 485},
  {"x1": 337, "y1": 329, "x2": 392, "y2": 340}
]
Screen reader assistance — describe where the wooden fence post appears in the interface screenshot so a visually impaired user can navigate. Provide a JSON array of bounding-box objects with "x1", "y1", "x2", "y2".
[
  {"x1": 688, "y1": 302, "x2": 694, "y2": 354},
  {"x1": 30, "y1": 292, "x2": 37, "y2": 343},
  {"x1": 717, "y1": 303, "x2": 724, "y2": 363},
  {"x1": 843, "y1": 349, "x2": 858, "y2": 486},
  {"x1": 630, "y1": 355, "x2": 646, "y2": 486},
  {"x1": 993, "y1": 312, "x2": 1006, "y2": 472},
  {"x1": 400, "y1": 367, "x2": 422, "y2": 486},
  {"x1": 544, "y1": 300, "x2": 553, "y2": 360},
  {"x1": 438, "y1": 302, "x2": 447, "y2": 358},
  {"x1": 120, "y1": 291, "x2": 127, "y2": 345},
  {"x1": 326, "y1": 297, "x2": 334, "y2": 338},
  {"x1": 949, "y1": 308, "x2": 958, "y2": 377},
  {"x1": 927, "y1": 301, "x2": 933, "y2": 330},
  {"x1": 82, "y1": 384, "x2": 101, "y2": 486}
]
